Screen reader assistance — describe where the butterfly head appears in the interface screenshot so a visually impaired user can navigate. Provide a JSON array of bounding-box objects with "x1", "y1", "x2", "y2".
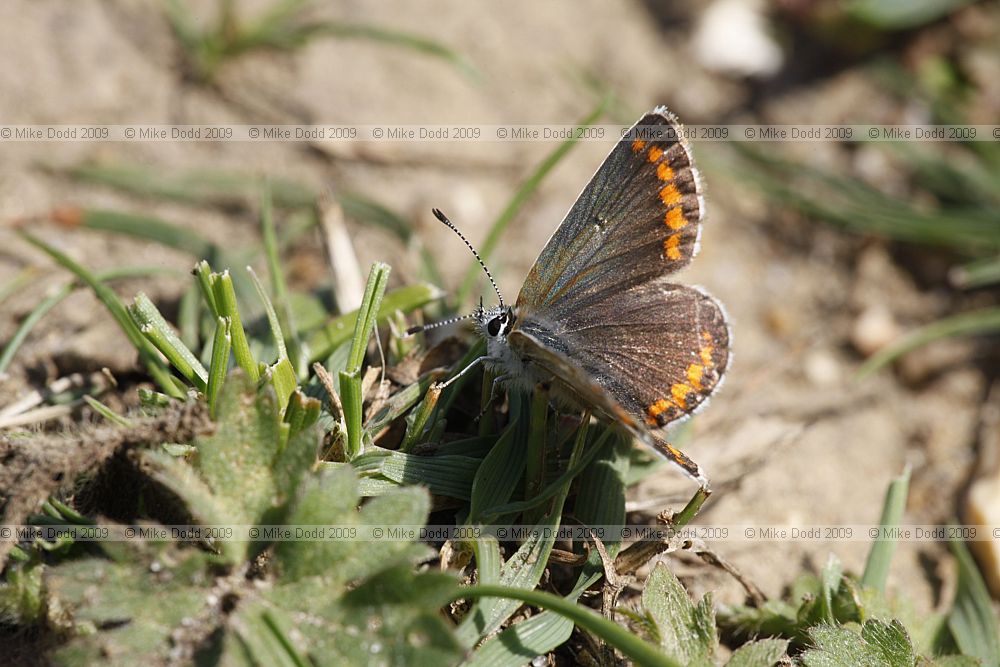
[{"x1": 476, "y1": 301, "x2": 516, "y2": 340}]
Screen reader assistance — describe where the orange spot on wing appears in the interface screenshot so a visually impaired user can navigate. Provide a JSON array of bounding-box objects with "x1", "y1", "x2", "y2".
[
  {"x1": 687, "y1": 363, "x2": 705, "y2": 391},
  {"x1": 647, "y1": 145, "x2": 664, "y2": 163},
  {"x1": 656, "y1": 162, "x2": 674, "y2": 181},
  {"x1": 631, "y1": 139, "x2": 646, "y2": 153},
  {"x1": 665, "y1": 207, "x2": 686, "y2": 230},
  {"x1": 646, "y1": 399, "x2": 672, "y2": 425},
  {"x1": 664, "y1": 234, "x2": 682, "y2": 260},
  {"x1": 659, "y1": 183, "x2": 682, "y2": 207},
  {"x1": 671, "y1": 383, "x2": 694, "y2": 408},
  {"x1": 665, "y1": 443, "x2": 685, "y2": 459},
  {"x1": 699, "y1": 343, "x2": 714, "y2": 367}
]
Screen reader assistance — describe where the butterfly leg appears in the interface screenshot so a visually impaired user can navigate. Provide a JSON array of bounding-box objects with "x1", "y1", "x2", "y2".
[
  {"x1": 471, "y1": 373, "x2": 509, "y2": 423},
  {"x1": 436, "y1": 355, "x2": 486, "y2": 390}
]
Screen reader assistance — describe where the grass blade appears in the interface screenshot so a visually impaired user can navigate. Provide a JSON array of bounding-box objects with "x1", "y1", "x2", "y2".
[
  {"x1": 451, "y1": 585, "x2": 682, "y2": 667},
  {"x1": 847, "y1": 0, "x2": 977, "y2": 29},
  {"x1": 83, "y1": 395, "x2": 132, "y2": 427},
  {"x1": 337, "y1": 262, "x2": 390, "y2": 459},
  {"x1": 0, "y1": 268, "x2": 38, "y2": 306},
  {"x1": 268, "y1": 357, "x2": 298, "y2": 417},
  {"x1": 951, "y1": 256, "x2": 1000, "y2": 289},
  {"x1": 61, "y1": 162, "x2": 316, "y2": 209},
  {"x1": 283, "y1": 389, "x2": 320, "y2": 439},
  {"x1": 346, "y1": 262, "x2": 390, "y2": 374},
  {"x1": 129, "y1": 292, "x2": 209, "y2": 392},
  {"x1": 18, "y1": 232, "x2": 184, "y2": 398},
  {"x1": 522, "y1": 384, "x2": 549, "y2": 525},
  {"x1": 338, "y1": 369, "x2": 364, "y2": 460},
  {"x1": 52, "y1": 207, "x2": 216, "y2": 258},
  {"x1": 307, "y1": 283, "x2": 440, "y2": 362},
  {"x1": 349, "y1": 448, "x2": 483, "y2": 500},
  {"x1": 308, "y1": 22, "x2": 478, "y2": 79},
  {"x1": 259, "y1": 186, "x2": 304, "y2": 374},
  {"x1": 193, "y1": 260, "x2": 220, "y2": 316},
  {"x1": 858, "y1": 307, "x2": 1000, "y2": 377},
  {"x1": 947, "y1": 537, "x2": 1000, "y2": 664},
  {"x1": 399, "y1": 384, "x2": 441, "y2": 452},
  {"x1": 466, "y1": 610, "x2": 574, "y2": 667},
  {"x1": 456, "y1": 97, "x2": 609, "y2": 304},
  {"x1": 0, "y1": 267, "x2": 178, "y2": 376},
  {"x1": 212, "y1": 270, "x2": 259, "y2": 383},
  {"x1": 207, "y1": 317, "x2": 232, "y2": 418},
  {"x1": 458, "y1": 400, "x2": 585, "y2": 646},
  {"x1": 177, "y1": 282, "x2": 201, "y2": 351},
  {"x1": 861, "y1": 467, "x2": 911, "y2": 592},
  {"x1": 248, "y1": 266, "x2": 288, "y2": 361}
]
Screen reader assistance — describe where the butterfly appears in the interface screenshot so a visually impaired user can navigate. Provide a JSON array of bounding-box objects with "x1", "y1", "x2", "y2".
[{"x1": 423, "y1": 107, "x2": 730, "y2": 490}]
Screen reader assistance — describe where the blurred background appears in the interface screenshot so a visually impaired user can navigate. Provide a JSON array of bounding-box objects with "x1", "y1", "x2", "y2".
[{"x1": 1, "y1": 0, "x2": 998, "y2": 618}]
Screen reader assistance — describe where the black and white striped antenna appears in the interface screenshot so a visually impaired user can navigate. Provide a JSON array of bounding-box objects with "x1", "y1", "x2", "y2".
[{"x1": 405, "y1": 209, "x2": 504, "y2": 336}]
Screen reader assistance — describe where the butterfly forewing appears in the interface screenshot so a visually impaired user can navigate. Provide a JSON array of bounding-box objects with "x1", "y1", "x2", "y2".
[{"x1": 516, "y1": 107, "x2": 703, "y2": 319}]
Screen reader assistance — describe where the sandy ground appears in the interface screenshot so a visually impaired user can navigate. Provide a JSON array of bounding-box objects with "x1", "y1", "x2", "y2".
[{"x1": 1, "y1": 0, "x2": 994, "y2": 620}]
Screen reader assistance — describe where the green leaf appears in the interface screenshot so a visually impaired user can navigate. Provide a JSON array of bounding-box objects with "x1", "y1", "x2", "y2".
[
  {"x1": 228, "y1": 603, "x2": 310, "y2": 667},
  {"x1": 274, "y1": 466, "x2": 431, "y2": 585},
  {"x1": 724, "y1": 638, "x2": 789, "y2": 667},
  {"x1": 467, "y1": 418, "x2": 525, "y2": 523},
  {"x1": 262, "y1": 568, "x2": 461, "y2": 666},
  {"x1": 818, "y1": 556, "x2": 845, "y2": 625},
  {"x1": 801, "y1": 619, "x2": 915, "y2": 667},
  {"x1": 143, "y1": 372, "x2": 317, "y2": 563},
  {"x1": 947, "y1": 538, "x2": 1000, "y2": 665},
  {"x1": 465, "y1": 610, "x2": 574, "y2": 667},
  {"x1": 45, "y1": 545, "x2": 212, "y2": 666},
  {"x1": 641, "y1": 561, "x2": 717, "y2": 665},
  {"x1": 452, "y1": 584, "x2": 682, "y2": 667},
  {"x1": 349, "y1": 448, "x2": 483, "y2": 500}
]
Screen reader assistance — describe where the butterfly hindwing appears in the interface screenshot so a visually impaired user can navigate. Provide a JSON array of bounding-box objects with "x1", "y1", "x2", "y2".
[
  {"x1": 516, "y1": 107, "x2": 703, "y2": 319},
  {"x1": 510, "y1": 282, "x2": 729, "y2": 430}
]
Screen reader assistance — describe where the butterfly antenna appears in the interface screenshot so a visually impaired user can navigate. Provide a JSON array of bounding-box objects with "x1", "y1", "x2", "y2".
[
  {"x1": 432, "y1": 208, "x2": 505, "y2": 308},
  {"x1": 405, "y1": 311, "x2": 477, "y2": 337}
]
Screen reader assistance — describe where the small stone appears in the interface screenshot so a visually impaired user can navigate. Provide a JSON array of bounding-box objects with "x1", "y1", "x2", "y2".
[
  {"x1": 803, "y1": 350, "x2": 841, "y2": 387},
  {"x1": 693, "y1": 0, "x2": 783, "y2": 77},
  {"x1": 851, "y1": 305, "x2": 901, "y2": 358},
  {"x1": 964, "y1": 470, "x2": 1000, "y2": 597}
]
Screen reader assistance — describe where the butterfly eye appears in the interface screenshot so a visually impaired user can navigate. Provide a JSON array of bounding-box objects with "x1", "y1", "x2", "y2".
[{"x1": 487, "y1": 317, "x2": 502, "y2": 336}]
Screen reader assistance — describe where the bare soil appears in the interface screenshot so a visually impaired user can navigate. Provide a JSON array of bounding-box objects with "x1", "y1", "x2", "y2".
[{"x1": 1, "y1": 0, "x2": 996, "y2": 624}]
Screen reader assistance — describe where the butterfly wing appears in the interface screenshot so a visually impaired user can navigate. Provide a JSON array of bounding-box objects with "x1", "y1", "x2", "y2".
[
  {"x1": 510, "y1": 281, "x2": 730, "y2": 430},
  {"x1": 516, "y1": 107, "x2": 704, "y2": 319},
  {"x1": 507, "y1": 107, "x2": 727, "y2": 484}
]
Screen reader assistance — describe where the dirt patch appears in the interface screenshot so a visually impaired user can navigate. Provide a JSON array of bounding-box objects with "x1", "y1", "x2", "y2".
[{"x1": 1, "y1": 0, "x2": 995, "y2": 625}]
